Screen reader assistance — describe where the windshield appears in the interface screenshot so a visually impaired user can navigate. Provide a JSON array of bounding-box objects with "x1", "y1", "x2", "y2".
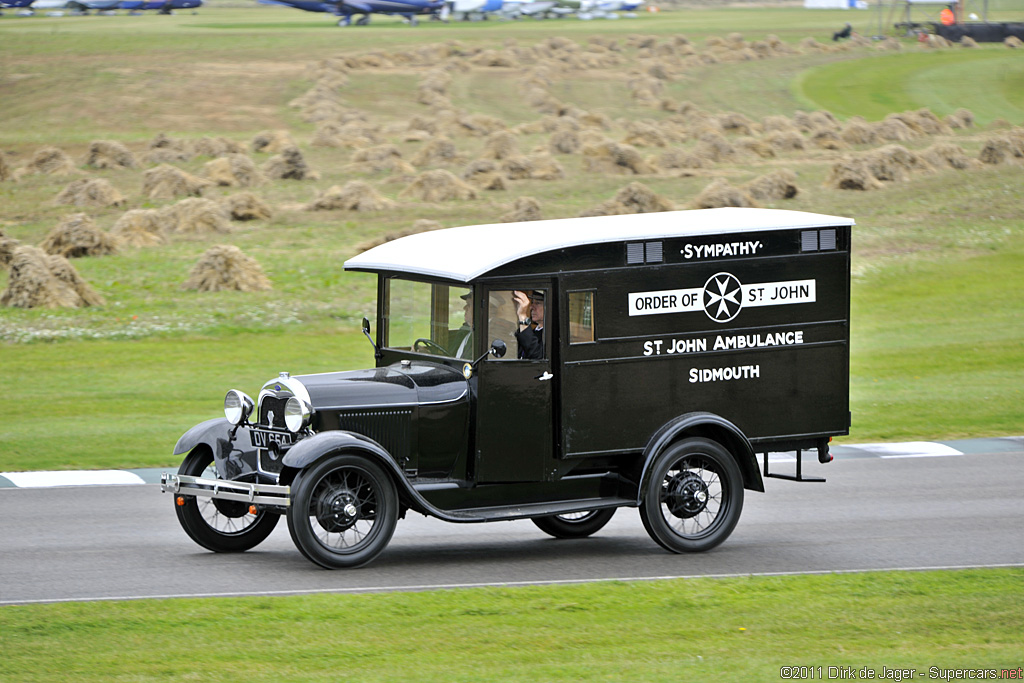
[{"x1": 384, "y1": 278, "x2": 473, "y2": 359}]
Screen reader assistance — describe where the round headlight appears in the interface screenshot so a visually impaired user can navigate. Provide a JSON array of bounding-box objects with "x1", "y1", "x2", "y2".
[
  {"x1": 224, "y1": 390, "x2": 254, "y2": 426},
  {"x1": 284, "y1": 396, "x2": 313, "y2": 433}
]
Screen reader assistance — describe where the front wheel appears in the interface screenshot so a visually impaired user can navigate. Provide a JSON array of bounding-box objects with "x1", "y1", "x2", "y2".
[
  {"x1": 174, "y1": 447, "x2": 279, "y2": 553},
  {"x1": 287, "y1": 454, "x2": 398, "y2": 569},
  {"x1": 532, "y1": 508, "x2": 616, "y2": 539},
  {"x1": 639, "y1": 438, "x2": 744, "y2": 553}
]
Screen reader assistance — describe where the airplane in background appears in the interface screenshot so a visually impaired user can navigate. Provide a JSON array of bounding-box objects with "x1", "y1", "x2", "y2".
[
  {"x1": 118, "y1": 0, "x2": 204, "y2": 13},
  {"x1": 259, "y1": 0, "x2": 447, "y2": 26},
  {"x1": 0, "y1": 0, "x2": 37, "y2": 15},
  {"x1": 445, "y1": 0, "x2": 641, "y2": 21},
  {"x1": 15, "y1": 0, "x2": 201, "y2": 13}
]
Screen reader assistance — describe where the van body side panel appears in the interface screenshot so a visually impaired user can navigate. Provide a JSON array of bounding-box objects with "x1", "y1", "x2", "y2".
[{"x1": 559, "y1": 226, "x2": 851, "y2": 457}]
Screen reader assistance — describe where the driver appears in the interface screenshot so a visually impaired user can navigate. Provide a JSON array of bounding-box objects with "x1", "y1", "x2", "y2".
[{"x1": 513, "y1": 290, "x2": 544, "y2": 360}]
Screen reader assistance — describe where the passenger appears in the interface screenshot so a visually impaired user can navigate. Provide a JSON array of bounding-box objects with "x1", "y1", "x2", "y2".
[
  {"x1": 513, "y1": 290, "x2": 545, "y2": 360},
  {"x1": 451, "y1": 291, "x2": 473, "y2": 359}
]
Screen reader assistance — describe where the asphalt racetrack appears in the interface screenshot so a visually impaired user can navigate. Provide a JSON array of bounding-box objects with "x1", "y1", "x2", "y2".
[{"x1": 1, "y1": 442, "x2": 1022, "y2": 605}]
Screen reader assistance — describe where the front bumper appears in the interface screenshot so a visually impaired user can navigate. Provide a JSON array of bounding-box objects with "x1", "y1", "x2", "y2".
[{"x1": 161, "y1": 473, "x2": 291, "y2": 507}]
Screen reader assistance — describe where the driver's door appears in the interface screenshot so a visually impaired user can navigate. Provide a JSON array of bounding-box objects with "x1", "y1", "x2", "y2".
[{"x1": 474, "y1": 284, "x2": 555, "y2": 483}]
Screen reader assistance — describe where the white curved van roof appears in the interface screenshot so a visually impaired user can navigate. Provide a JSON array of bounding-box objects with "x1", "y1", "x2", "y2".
[{"x1": 344, "y1": 207, "x2": 854, "y2": 283}]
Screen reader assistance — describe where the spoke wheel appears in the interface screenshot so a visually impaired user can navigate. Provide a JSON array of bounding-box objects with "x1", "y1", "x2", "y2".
[
  {"x1": 640, "y1": 438, "x2": 743, "y2": 553},
  {"x1": 532, "y1": 508, "x2": 616, "y2": 539},
  {"x1": 287, "y1": 454, "x2": 398, "y2": 569},
  {"x1": 174, "y1": 447, "x2": 279, "y2": 553}
]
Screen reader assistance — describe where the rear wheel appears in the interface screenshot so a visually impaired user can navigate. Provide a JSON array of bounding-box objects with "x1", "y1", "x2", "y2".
[
  {"x1": 532, "y1": 508, "x2": 616, "y2": 539},
  {"x1": 639, "y1": 438, "x2": 744, "y2": 553},
  {"x1": 287, "y1": 454, "x2": 398, "y2": 569},
  {"x1": 174, "y1": 448, "x2": 279, "y2": 553}
]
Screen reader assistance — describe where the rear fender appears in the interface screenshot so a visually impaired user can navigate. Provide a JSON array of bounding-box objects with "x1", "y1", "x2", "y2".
[{"x1": 636, "y1": 412, "x2": 764, "y2": 503}]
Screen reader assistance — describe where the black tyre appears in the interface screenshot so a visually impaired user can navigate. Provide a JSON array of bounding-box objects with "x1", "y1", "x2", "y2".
[
  {"x1": 286, "y1": 454, "x2": 398, "y2": 569},
  {"x1": 532, "y1": 508, "x2": 616, "y2": 539},
  {"x1": 174, "y1": 447, "x2": 279, "y2": 553},
  {"x1": 639, "y1": 438, "x2": 744, "y2": 553}
]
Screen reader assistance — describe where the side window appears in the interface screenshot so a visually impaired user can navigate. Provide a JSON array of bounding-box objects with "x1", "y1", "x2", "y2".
[
  {"x1": 488, "y1": 289, "x2": 547, "y2": 360},
  {"x1": 568, "y1": 291, "x2": 595, "y2": 344}
]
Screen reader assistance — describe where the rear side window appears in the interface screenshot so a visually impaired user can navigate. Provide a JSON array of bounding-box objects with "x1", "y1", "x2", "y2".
[{"x1": 568, "y1": 291, "x2": 595, "y2": 344}]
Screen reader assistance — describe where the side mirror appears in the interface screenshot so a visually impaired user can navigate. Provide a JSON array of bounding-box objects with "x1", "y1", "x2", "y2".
[
  {"x1": 362, "y1": 317, "x2": 381, "y2": 359},
  {"x1": 490, "y1": 339, "x2": 507, "y2": 359}
]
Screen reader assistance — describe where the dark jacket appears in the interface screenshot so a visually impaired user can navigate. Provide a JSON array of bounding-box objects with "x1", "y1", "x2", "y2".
[{"x1": 515, "y1": 326, "x2": 544, "y2": 360}]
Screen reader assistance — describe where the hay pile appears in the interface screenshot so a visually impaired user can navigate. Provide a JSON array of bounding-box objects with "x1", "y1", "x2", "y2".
[
  {"x1": 18, "y1": 146, "x2": 77, "y2": 177},
  {"x1": 251, "y1": 130, "x2": 296, "y2": 154},
  {"x1": 203, "y1": 154, "x2": 265, "y2": 187},
  {"x1": 354, "y1": 219, "x2": 443, "y2": 252},
  {"x1": 110, "y1": 209, "x2": 168, "y2": 247},
  {"x1": 946, "y1": 108, "x2": 975, "y2": 129},
  {"x1": 825, "y1": 158, "x2": 884, "y2": 191},
  {"x1": 400, "y1": 170, "x2": 477, "y2": 202},
  {"x1": 1006, "y1": 36, "x2": 1023, "y2": 49},
  {"x1": 549, "y1": 128, "x2": 581, "y2": 155},
  {"x1": 348, "y1": 145, "x2": 416, "y2": 175},
  {"x1": 411, "y1": 137, "x2": 461, "y2": 167},
  {"x1": 481, "y1": 131, "x2": 520, "y2": 160},
  {"x1": 142, "y1": 164, "x2": 213, "y2": 200},
  {"x1": 83, "y1": 141, "x2": 137, "y2": 170},
  {"x1": 582, "y1": 141, "x2": 655, "y2": 175},
  {"x1": 0, "y1": 151, "x2": 11, "y2": 182},
  {"x1": 144, "y1": 133, "x2": 193, "y2": 164},
  {"x1": 0, "y1": 230, "x2": 20, "y2": 268},
  {"x1": 306, "y1": 181, "x2": 398, "y2": 211},
  {"x1": 1, "y1": 245, "x2": 104, "y2": 308},
  {"x1": 54, "y1": 177, "x2": 126, "y2": 208},
  {"x1": 864, "y1": 145, "x2": 932, "y2": 182},
  {"x1": 745, "y1": 170, "x2": 800, "y2": 201},
  {"x1": 163, "y1": 198, "x2": 233, "y2": 235},
  {"x1": 262, "y1": 147, "x2": 316, "y2": 181},
  {"x1": 765, "y1": 130, "x2": 806, "y2": 152},
  {"x1": 182, "y1": 245, "x2": 271, "y2": 293},
  {"x1": 461, "y1": 160, "x2": 508, "y2": 191},
  {"x1": 654, "y1": 148, "x2": 710, "y2": 172},
  {"x1": 40, "y1": 214, "x2": 119, "y2": 258},
  {"x1": 921, "y1": 143, "x2": 978, "y2": 170},
  {"x1": 501, "y1": 154, "x2": 565, "y2": 181},
  {"x1": 840, "y1": 118, "x2": 878, "y2": 146},
  {"x1": 978, "y1": 130, "x2": 1024, "y2": 165},
  {"x1": 193, "y1": 137, "x2": 246, "y2": 158},
  {"x1": 501, "y1": 197, "x2": 543, "y2": 223},
  {"x1": 690, "y1": 179, "x2": 758, "y2": 209},
  {"x1": 580, "y1": 182, "x2": 674, "y2": 217},
  {"x1": 223, "y1": 192, "x2": 273, "y2": 221}
]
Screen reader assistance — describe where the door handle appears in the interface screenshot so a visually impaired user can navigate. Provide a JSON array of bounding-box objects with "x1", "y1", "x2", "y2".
[{"x1": 537, "y1": 371, "x2": 553, "y2": 381}]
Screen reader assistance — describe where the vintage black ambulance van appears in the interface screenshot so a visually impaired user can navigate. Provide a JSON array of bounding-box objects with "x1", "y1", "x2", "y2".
[{"x1": 162, "y1": 207, "x2": 853, "y2": 569}]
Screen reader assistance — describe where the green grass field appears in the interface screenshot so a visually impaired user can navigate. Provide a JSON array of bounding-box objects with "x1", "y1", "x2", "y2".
[
  {"x1": 2, "y1": 569, "x2": 1022, "y2": 681},
  {"x1": 1, "y1": 6, "x2": 1022, "y2": 469}
]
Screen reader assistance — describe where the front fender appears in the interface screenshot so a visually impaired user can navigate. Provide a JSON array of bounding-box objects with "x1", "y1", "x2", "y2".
[
  {"x1": 174, "y1": 417, "x2": 232, "y2": 456},
  {"x1": 173, "y1": 417, "x2": 260, "y2": 481},
  {"x1": 637, "y1": 412, "x2": 764, "y2": 502}
]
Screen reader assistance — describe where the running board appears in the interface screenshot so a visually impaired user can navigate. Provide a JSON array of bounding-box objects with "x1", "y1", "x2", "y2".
[{"x1": 442, "y1": 497, "x2": 635, "y2": 523}]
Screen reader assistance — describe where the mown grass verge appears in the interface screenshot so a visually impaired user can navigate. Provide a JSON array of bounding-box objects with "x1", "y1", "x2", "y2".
[{"x1": 1, "y1": 568, "x2": 1021, "y2": 682}]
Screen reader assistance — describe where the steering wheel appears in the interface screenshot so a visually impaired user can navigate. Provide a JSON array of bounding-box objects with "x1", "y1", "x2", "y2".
[{"x1": 413, "y1": 338, "x2": 448, "y2": 355}]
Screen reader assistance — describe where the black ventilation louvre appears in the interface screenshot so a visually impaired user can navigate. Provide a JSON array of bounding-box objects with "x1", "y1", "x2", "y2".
[{"x1": 626, "y1": 241, "x2": 664, "y2": 265}]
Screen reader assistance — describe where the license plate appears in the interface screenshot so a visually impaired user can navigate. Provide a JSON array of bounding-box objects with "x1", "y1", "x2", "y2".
[{"x1": 249, "y1": 428, "x2": 295, "y2": 450}]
